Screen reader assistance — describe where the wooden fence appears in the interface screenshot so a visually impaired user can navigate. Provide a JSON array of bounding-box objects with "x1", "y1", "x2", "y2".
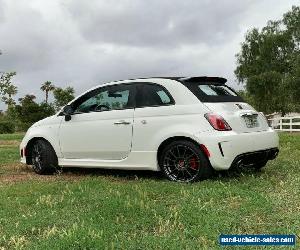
[{"x1": 268, "y1": 116, "x2": 300, "y2": 132}]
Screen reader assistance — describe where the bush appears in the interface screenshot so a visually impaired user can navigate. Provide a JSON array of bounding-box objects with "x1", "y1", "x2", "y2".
[
  {"x1": 0, "y1": 121, "x2": 15, "y2": 134},
  {"x1": 14, "y1": 99, "x2": 55, "y2": 125},
  {"x1": 15, "y1": 121, "x2": 32, "y2": 132}
]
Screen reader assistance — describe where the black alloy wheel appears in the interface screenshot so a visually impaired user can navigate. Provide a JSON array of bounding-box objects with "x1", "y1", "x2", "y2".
[
  {"x1": 32, "y1": 143, "x2": 43, "y2": 172},
  {"x1": 159, "y1": 140, "x2": 213, "y2": 182},
  {"x1": 31, "y1": 140, "x2": 57, "y2": 174}
]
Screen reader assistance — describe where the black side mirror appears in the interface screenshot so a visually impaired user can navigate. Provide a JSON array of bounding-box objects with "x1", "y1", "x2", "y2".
[{"x1": 62, "y1": 105, "x2": 73, "y2": 121}]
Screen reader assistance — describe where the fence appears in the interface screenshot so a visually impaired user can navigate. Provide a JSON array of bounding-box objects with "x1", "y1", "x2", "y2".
[{"x1": 268, "y1": 116, "x2": 300, "y2": 132}]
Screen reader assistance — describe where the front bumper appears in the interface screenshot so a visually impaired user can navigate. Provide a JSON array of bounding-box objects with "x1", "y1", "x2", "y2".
[{"x1": 194, "y1": 128, "x2": 279, "y2": 170}]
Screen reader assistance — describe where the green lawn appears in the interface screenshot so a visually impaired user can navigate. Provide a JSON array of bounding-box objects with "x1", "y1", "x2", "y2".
[
  {"x1": 0, "y1": 133, "x2": 299, "y2": 249},
  {"x1": 0, "y1": 133, "x2": 25, "y2": 141}
]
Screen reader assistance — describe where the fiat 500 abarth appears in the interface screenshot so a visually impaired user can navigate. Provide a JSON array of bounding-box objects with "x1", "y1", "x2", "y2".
[{"x1": 20, "y1": 77, "x2": 279, "y2": 182}]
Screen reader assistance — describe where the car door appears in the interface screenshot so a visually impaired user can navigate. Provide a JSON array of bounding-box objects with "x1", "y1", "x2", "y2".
[
  {"x1": 58, "y1": 83, "x2": 135, "y2": 160},
  {"x1": 132, "y1": 83, "x2": 175, "y2": 151}
]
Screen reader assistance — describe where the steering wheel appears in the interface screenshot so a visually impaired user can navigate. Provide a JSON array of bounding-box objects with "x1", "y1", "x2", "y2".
[{"x1": 94, "y1": 104, "x2": 110, "y2": 112}]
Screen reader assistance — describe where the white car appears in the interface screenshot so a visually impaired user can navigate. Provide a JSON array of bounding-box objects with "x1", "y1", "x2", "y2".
[{"x1": 20, "y1": 77, "x2": 279, "y2": 182}]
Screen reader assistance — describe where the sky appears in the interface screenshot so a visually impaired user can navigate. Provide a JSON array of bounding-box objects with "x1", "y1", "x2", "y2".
[{"x1": 0, "y1": 0, "x2": 299, "y2": 110}]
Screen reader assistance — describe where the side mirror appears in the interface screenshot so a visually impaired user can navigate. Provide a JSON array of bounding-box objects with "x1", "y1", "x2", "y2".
[{"x1": 62, "y1": 105, "x2": 73, "y2": 121}]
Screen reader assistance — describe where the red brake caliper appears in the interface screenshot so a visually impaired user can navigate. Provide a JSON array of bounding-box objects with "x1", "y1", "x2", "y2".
[
  {"x1": 189, "y1": 157, "x2": 199, "y2": 170},
  {"x1": 178, "y1": 160, "x2": 184, "y2": 169}
]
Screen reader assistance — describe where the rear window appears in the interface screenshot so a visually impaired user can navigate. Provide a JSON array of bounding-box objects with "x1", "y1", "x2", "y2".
[
  {"x1": 136, "y1": 83, "x2": 174, "y2": 108},
  {"x1": 181, "y1": 82, "x2": 244, "y2": 102}
]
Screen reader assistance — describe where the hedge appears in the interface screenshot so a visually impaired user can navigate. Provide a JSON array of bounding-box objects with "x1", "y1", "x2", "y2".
[{"x1": 0, "y1": 121, "x2": 16, "y2": 134}]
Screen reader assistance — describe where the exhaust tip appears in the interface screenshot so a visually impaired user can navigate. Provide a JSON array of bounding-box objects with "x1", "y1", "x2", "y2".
[
  {"x1": 269, "y1": 149, "x2": 279, "y2": 160},
  {"x1": 236, "y1": 159, "x2": 244, "y2": 168}
]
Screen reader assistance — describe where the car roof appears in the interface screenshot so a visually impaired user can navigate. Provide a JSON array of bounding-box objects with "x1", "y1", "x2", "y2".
[
  {"x1": 104, "y1": 76, "x2": 227, "y2": 86},
  {"x1": 78, "y1": 76, "x2": 228, "y2": 102},
  {"x1": 62, "y1": 76, "x2": 227, "y2": 113}
]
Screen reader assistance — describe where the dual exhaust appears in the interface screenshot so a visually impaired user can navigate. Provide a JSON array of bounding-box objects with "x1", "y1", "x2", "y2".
[{"x1": 232, "y1": 148, "x2": 279, "y2": 168}]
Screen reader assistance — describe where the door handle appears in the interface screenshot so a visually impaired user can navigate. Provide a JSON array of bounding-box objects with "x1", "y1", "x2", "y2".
[{"x1": 114, "y1": 120, "x2": 131, "y2": 125}]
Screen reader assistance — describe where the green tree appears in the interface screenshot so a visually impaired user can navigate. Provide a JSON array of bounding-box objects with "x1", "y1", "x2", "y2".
[
  {"x1": 0, "y1": 72, "x2": 18, "y2": 109},
  {"x1": 14, "y1": 94, "x2": 55, "y2": 128},
  {"x1": 40, "y1": 81, "x2": 55, "y2": 104},
  {"x1": 237, "y1": 90, "x2": 256, "y2": 108},
  {"x1": 235, "y1": 6, "x2": 300, "y2": 115},
  {"x1": 53, "y1": 86, "x2": 75, "y2": 110},
  {"x1": 2, "y1": 84, "x2": 17, "y2": 107},
  {"x1": 0, "y1": 72, "x2": 16, "y2": 94}
]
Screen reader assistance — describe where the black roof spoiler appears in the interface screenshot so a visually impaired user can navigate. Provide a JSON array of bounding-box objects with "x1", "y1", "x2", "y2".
[
  {"x1": 179, "y1": 76, "x2": 227, "y2": 84},
  {"x1": 110, "y1": 76, "x2": 227, "y2": 84}
]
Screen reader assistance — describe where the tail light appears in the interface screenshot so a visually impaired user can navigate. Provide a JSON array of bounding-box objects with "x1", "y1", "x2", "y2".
[{"x1": 204, "y1": 113, "x2": 232, "y2": 131}]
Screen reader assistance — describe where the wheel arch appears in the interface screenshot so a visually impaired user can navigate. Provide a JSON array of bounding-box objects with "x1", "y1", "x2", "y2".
[
  {"x1": 25, "y1": 137, "x2": 57, "y2": 165},
  {"x1": 157, "y1": 136, "x2": 210, "y2": 165}
]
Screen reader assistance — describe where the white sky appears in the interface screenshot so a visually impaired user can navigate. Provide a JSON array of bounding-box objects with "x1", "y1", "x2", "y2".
[{"x1": 0, "y1": 0, "x2": 299, "y2": 110}]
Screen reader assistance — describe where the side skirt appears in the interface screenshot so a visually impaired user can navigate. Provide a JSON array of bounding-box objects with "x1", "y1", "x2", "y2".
[{"x1": 58, "y1": 151, "x2": 159, "y2": 171}]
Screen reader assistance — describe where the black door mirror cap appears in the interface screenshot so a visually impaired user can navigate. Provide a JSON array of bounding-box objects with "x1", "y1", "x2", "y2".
[
  {"x1": 63, "y1": 105, "x2": 73, "y2": 115},
  {"x1": 65, "y1": 114, "x2": 72, "y2": 121},
  {"x1": 63, "y1": 105, "x2": 73, "y2": 121}
]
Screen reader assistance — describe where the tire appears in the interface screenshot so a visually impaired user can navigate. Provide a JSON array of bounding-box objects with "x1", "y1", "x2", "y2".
[
  {"x1": 159, "y1": 140, "x2": 214, "y2": 182},
  {"x1": 31, "y1": 140, "x2": 58, "y2": 174}
]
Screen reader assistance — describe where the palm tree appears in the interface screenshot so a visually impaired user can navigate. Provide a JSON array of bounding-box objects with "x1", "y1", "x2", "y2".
[{"x1": 41, "y1": 81, "x2": 55, "y2": 104}]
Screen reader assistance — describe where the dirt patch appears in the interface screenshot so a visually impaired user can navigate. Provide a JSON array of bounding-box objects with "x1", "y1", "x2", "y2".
[
  {"x1": 0, "y1": 140, "x2": 20, "y2": 146},
  {"x1": 0, "y1": 163, "x2": 88, "y2": 184},
  {"x1": 0, "y1": 173, "x2": 87, "y2": 184},
  {"x1": 1, "y1": 162, "x2": 30, "y2": 172},
  {"x1": 0, "y1": 163, "x2": 162, "y2": 184}
]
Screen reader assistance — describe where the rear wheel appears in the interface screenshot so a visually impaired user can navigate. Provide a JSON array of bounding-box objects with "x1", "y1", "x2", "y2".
[
  {"x1": 159, "y1": 140, "x2": 213, "y2": 182},
  {"x1": 31, "y1": 140, "x2": 58, "y2": 174}
]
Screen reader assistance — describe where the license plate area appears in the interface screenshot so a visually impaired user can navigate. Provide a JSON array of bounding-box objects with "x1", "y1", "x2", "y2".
[{"x1": 242, "y1": 114, "x2": 259, "y2": 128}]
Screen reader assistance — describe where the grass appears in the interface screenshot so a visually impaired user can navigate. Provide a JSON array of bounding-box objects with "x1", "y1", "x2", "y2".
[
  {"x1": 0, "y1": 132, "x2": 299, "y2": 249},
  {"x1": 0, "y1": 133, "x2": 23, "y2": 166},
  {"x1": 0, "y1": 133, "x2": 25, "y2": 141}
]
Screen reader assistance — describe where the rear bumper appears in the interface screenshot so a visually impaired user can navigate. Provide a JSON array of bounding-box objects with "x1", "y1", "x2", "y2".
[
  {"x1": 230, "y1": 147, "x2": 279, "y2": 168},
  {"x1": 194, "y1": 128, "x2": 279, "y2": 170}
]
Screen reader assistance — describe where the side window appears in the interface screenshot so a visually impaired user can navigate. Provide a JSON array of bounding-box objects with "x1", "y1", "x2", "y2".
[
  {"x1": 73, "y1": 84, "x2": 134, "y2": 113},
  {"x1": 136, "y1": 83, "x2": 174, "y2": 108}
]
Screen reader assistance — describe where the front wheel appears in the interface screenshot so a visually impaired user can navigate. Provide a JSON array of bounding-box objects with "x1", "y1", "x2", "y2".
[
  {"x1": 159, "y1": 140, "x2": 213, "y2": 182},
  {"x1": 31, "y1": 140, "x2": 58, "y2": 174}
]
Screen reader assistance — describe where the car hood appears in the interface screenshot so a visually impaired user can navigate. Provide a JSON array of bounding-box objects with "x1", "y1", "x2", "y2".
[{"x1": 31, "y1": 115, "x2": 57, "y2": 128}]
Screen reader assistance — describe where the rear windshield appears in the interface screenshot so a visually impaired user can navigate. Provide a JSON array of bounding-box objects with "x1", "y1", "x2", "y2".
[{"x1": 181, "y1": 82, "x2": 244, "y2": 102}]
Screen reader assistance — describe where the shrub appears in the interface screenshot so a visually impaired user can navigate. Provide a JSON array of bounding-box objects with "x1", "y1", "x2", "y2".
[
  {"x1": 15, "y1": 121, "x2": 32, "y2": 132},
  {"x1": 14, "y1": 98, "x2": 55, "y2": 125},
  {"x1": 0, "y1": 121, "x2": 15, "y2": 134}
]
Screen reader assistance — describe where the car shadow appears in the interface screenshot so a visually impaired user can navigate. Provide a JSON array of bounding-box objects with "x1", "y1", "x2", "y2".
[
  {"x1": 57, "y1": 165, "x2": 263, "y2": 182},
  {"x1": 211, "y1": 165, "x2": 264, "y2": 181},
  {"x1": 58, "y1": 167, "x2": 165, "y2": 181}
]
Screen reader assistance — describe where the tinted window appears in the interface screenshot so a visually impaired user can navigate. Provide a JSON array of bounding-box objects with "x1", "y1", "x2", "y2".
[
  {"x1": 136, "y1": 83, "x2": 174, "y2": 107},
  {"x1": 181, "y1": 81, "x2": 243, "y2": 102},
  {"x1": 198, "y1": 85, "x2": 237, "y2": 96},
  {"x1": 73, "y1": 84, "x2": 135, "y2": 113}
]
